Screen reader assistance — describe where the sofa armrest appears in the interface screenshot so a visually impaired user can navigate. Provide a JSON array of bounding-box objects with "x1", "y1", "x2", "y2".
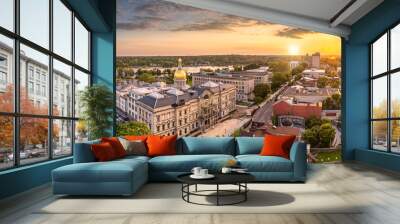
[
  {"x1": 73, "y1": 140, "x2": 100, "y2": 163},
  {"x1": 289, "y1": 141, "x2": 307, "y2": 182}
]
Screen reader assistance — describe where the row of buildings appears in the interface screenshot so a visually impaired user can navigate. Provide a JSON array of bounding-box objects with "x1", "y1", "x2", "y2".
[
  {"x1": 117, "y1": 59, "x2": 237, "y2": 136},
  {"x1": 0, "y1": 40, "x2": 80, "y2": 153}
]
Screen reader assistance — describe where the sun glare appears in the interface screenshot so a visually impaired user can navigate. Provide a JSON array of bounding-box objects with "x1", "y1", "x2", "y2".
[{"x1": 288, "y1": 44, "x2": 300, "y2": 55}]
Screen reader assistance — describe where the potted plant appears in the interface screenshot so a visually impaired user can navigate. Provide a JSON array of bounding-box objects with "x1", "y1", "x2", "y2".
[{"x1": 79, "y1": 84, "x2": 114, "y2": 140}]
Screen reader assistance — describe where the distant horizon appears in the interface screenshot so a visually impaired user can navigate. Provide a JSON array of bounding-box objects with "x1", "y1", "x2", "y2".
[{"x1": 117, "y1": 53, "x2": 341, "y2": 57}]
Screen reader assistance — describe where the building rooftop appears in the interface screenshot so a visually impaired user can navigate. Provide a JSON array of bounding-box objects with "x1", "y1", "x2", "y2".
[
  {"x1": 192, "y1": 72, "x2": 254, "y2": 81},
  {"x1": 303, "y1": 68, "x2": 326, "y2": 73},
  {"x1": 245, "y1": 66, "x2": 270, "y2": 73},
  {"x1": 138, "y1": 82, "x2": 234, "y2": 109}
]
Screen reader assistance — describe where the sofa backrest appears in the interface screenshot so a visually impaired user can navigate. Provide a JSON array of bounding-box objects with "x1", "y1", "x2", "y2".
[
  {"x1": 235, "y1": 137, "x2": 264, "y2": 155},
  {"x1": 179, "y1": 137, "x2": 235, "y2": 155},
  {"x1": 73, "y1": 140, "x2": 100, "y2": 163}
]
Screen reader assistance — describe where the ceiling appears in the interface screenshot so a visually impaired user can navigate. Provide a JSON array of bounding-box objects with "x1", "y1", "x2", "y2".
[{"x1": 164, "y1": 0, "x2": 384, "y2": 38}]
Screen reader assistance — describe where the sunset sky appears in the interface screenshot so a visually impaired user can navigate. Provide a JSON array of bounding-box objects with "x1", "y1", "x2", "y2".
[{"x1": 117, "y1": 0, "x2": 341, "y2": 56}]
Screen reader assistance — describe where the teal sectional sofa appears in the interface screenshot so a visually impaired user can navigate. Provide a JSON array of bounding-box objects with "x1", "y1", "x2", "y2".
[{"x1": 52, "y1": 137, "x2": 307, "y2": 196}]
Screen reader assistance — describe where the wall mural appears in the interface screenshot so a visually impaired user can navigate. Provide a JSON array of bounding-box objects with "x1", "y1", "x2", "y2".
[{"x1": 116, "y1": 0, "x2": 342, "y2": 163}]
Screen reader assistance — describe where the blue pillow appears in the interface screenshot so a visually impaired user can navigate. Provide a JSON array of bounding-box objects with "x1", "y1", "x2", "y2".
[
  {"x1": 235, "y1": 137, "x2": 264, "y2": 155},
  {"x1": 181, "y1": 137, "x2": 235, "y2": 155}
]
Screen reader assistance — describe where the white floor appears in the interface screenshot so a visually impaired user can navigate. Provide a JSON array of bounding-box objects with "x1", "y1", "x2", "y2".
[{"x1": 1, "y1": 163, "x2": 400, "y2": 224}]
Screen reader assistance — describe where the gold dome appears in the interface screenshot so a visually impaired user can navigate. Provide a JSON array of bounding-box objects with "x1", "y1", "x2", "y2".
[{"x1": 174, "y1": 58, "x2": 187, "y2": 80}]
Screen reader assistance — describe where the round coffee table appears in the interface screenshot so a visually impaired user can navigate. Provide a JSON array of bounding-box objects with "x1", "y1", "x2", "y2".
[{"x1": 177, "y1": 173, "x2": 255, "y2": 206}]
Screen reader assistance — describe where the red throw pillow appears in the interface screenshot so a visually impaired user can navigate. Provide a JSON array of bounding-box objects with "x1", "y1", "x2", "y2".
[
  {"x1": 146, "y1": 135, "x2": 177, "y2": 157},
  {"x1": 91, "y1": 142, "x2": 117, "y2": 162},
  {"x1": 260, "y1": 134, "x2": 296, "y2": 159},
  {"x1": 101, "y1": 137, "x2": 126, "y2": 158}
]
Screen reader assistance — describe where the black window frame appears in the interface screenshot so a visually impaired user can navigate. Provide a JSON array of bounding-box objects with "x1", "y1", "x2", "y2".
[
  {"x1": 370, "y1": 21, "x2": 400, "y2": 154},
  {"x1": 0, "y1": 0, "x2": 92, "y2": 171}
]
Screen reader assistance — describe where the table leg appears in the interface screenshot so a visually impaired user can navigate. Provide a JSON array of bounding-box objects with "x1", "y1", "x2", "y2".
[
  {"x1": 187, "y1": 184, "x2": 190, "y2": 202},
  {"x1": 245, "y1": 183, "x2": 247, "y2": 201},
  {"x1": 217, "y1": 184, "x2": 219, "y2": 206},
  {"x1": 195, "y1": 184, "x2": 198, "y2": 192}
]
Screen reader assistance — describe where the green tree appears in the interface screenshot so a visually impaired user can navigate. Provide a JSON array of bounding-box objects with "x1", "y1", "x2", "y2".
[
  {"x1": 243, "y1": 64, "x2": 260, "y2": 70},
  {"x1": 271, "y1": 72, "x2": 289, "y2": 91},
  {"x1": 137, "y1": 73, "x2": 156, "y2": 83},
  {"x1": 305, "y1": 116, "x2": 321, "y2": 129},
  {"x1": 302, "y1": 126, "x2": 320, "y2": 147},
  {"x1": 302, "y1": 121, "x2": 336, "y2": 148},
  {"x1": 233, "y1": 65, "x2": 243, "y2": 71},
  {"x1": 291, "y1": 64, "x2": 305, "y2": 76},
  {"x1": 317, "y1": 76, "x2": 329, "y2": 88},
  {"x1": 116, "y1": 121, "x2": 151, "y2": 136},
  {"x1": 323, "y1": 93, "x2": 341, "y2": 110},
  {"x1": 186, "y1": 75, "x2": 192, "y2": 86},
  {"x1": 253, "y1": 83, "x2": 271, "y2": 100},
  {"x1": 254, "y1": 96, "x2": 264, "y2": 105},
  {"x1": 268, "y1": 61, "x2": 289, "y2": 73},
  {"x1": 319, "y1": 123, "x2": 336, "y2": 147},
  {"x1": 80, "y1": 84, "x2": 114, "y2": 140},
  {"x1": 329, "y1": 78, "x2": 341, "y2": 88}
]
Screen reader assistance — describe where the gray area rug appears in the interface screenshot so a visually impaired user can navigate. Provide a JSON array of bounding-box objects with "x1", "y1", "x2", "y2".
[{"x1": 38, "y1": 183, "x2": 362, "y2": 214}]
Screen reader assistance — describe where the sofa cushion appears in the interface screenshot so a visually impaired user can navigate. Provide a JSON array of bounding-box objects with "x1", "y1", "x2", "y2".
[
  {"x1": 260, "y1": 135, "x2": 296, "y2": 159},
  {"x1": 53, "y1": 158, "x2": 147, "y2": 183},
  {"x1": 91, "y1": 142, "x2": 118, "y2": 162},
  {"x1": 119, "y1": 138, "x2": 148, "y2": 156},
  {"x1": 149, "y1": 154, "x2": 235, "y2": 172},
  {"x1": 180, "y1": 137, "x2": 235, "y2": 155},
  {"x1": 147, "y1": 135, "x2": 177, "y2": 157},
  {"x1": 236, "y1": 137, "x2": 264, "y2": 155},
  {"x1": 101, "y1": 137, "x2": 127, "y2": 158},
  {"x1": 236, "y1": 155, "x2": 293, "y2": 172}
]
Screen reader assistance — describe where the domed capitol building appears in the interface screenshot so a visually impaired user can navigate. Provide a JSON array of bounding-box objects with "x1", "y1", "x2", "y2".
[
  {"x1": 119, "y1": 58, "x2": 237, "y2": 136},
  {"x1": 173, "y1": 58, "x2": 188, "y2": 89}
]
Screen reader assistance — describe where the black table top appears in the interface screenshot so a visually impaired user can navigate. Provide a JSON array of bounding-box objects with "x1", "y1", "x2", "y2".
[{"x1": 177, "y1": 172, "x2": 255, "y2": 185}]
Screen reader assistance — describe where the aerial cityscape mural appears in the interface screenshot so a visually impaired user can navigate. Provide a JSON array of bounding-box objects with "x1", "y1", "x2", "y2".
[{"x1": 116, "y1": 0, "x2": 342, "y2": 163}]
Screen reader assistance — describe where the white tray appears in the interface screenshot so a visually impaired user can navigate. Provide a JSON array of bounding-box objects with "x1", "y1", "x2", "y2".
[{"x1": 190, "y1": 174, "x2": 215, "y2": 179}]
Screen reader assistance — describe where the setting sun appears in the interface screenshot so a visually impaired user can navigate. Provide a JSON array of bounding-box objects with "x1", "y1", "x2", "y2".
[{"x1": 288, "y1": 44, "x2": 300, "y2": 55}]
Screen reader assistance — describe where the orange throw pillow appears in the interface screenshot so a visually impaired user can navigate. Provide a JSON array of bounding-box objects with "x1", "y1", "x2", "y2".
[
  {"x1": 124, "y1": 135, "x2": 148, "y2": 142},
  {"x1": 146, "y1": 135, "x2": 177, "y2": 157},
  {"x1": 91, "y1": 142, "x2": 117, "y2": 162},
  {"x1": 260, "y1": 134, "x2": 296, "y2": 159},
  {"x1": 101, "y1": 137, "x2": 126, "y2": 158}
]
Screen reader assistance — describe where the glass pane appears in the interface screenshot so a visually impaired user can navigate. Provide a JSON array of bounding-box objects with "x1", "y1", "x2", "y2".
[
  {"x1": 372, "y1": 121, "x2": 388, "y2": 151},
  {"x1": 20, "y1": 117, "x2": 49, "y2": 165},
  {"x1": 391, "y1": 72, "x2": 400, "y2": 118},
  {"x1": 53, "y1": 59, "x2": 72, "y2": 117},
  {"x1": 53, "y1": 119, "x2": 72, "y2": 157},
  {"x1": 0, "y1": 0, "x2": 14, "y2": 31},
  {"x1": 372, "y1": 76, "x2": 387, "y2": 119},
  {"x1": 391, "y1": 120, "x2": 400, "y2": 153},
  {"x1": 74, "y1": 69, "x2": 89, "y2": 118},
  {"x1": 0, "y1": 116, "x2": 14, "y2": 170},
  {"x1": 20, "y1": 0, "x2": 49, "y2": 49},
  {"x1": 372, "y1": 33, "x2": 387, "y2": 76},
  {"x1": 53, "y1": 0, "x2": 72, "y2": 60},
  {"x1": 0, "y1": 35, "x2": 14, "y2": 112},
  {"x1": 391, "y1": 24, "x2": 400, "y2": 70},
  {"x1": 74, "y1": 18, "x2": 89, "y2": 70},
  {"x1": 75, "y1": 120, "x2": 88, "y2": 143},
  {"x1": 20, "y1": 44, "x2": 49, "y2": 115}
]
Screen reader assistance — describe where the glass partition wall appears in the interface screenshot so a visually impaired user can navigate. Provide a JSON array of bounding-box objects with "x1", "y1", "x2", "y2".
[
  {"x1": 371, "y1": 23, "x2": 400, "y2": 153},
  {"x1": 0, "y1": 0, "x2": 91, "y2": 170}
]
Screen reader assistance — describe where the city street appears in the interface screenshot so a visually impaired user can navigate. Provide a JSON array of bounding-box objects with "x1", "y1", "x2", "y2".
[
  {"x1": 200, "y1": 117, "x2": 251, "y2": 137},
  {"x1": 252, "y1": 84, "x2": 290, "y2": 124}
]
